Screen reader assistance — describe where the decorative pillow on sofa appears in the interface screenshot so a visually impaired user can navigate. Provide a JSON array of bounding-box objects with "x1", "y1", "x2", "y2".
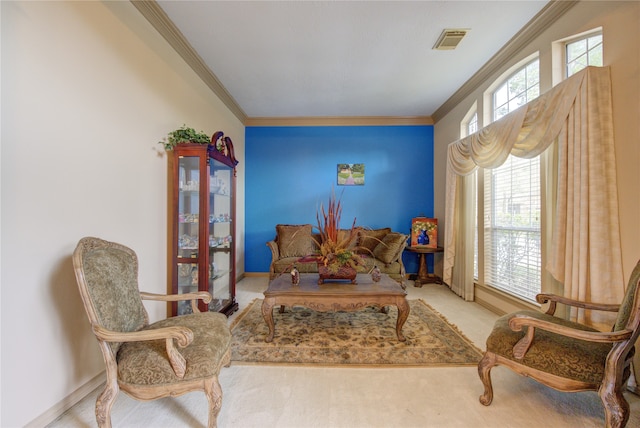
[
  {"x1": 373, "y1": 232, "x2": 408, "y2": 264},
  {"x1": 357, "y1": 228, "x2": 391, "y2": 254},
  {"x1": 276, "y1": 224, "x2": 314, "y2": 258}
]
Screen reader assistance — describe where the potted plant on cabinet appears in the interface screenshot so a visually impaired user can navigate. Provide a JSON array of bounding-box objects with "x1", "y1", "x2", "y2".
[{"x1": 159, "y1": 125, "x2": 210, "y2": 151}]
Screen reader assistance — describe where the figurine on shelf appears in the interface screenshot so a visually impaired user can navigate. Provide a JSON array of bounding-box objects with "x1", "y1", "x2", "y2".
[
  {"x1": 191, "y1": 267, "x2": 198, "y2": 285},
  {"x1": 291, "y1": 264, "x2": 300, "y2": 285}
]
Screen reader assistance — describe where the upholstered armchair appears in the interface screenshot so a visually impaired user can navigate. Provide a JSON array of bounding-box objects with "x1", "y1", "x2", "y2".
[
  {"x1": 478, "y1": 259, "x2": 640, "y2": 428},
  {"x1": 72, "y1": 237, "x2": 232, "y2": 428}
]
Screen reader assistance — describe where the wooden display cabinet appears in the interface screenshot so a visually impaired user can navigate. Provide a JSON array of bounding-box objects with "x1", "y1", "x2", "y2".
[{"x1": 167, "y1": 132, "x2": 239, "y2": 316}]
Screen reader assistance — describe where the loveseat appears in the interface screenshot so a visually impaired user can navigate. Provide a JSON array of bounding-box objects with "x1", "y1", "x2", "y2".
[{"x1": 267, "y1": 224, "x2": 408, "y2": 283}]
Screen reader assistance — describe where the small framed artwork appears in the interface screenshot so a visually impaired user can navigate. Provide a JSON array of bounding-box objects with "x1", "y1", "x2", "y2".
[
  {"x1": 411, "y1": 217, "x2": 437, "y2": 248},
  {"x1": 337, "y1": 163, "x2": 364, "y2": 186}
]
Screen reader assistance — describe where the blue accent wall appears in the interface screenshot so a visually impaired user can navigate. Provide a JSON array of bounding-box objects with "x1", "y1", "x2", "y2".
[{"x1": 245, "y1": 125, "x2": 434, "y2": 274}]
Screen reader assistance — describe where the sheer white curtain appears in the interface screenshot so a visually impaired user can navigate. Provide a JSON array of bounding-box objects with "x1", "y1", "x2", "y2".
[{"x1": 444, "y1": 67, "x2": 623, "y2": 327}]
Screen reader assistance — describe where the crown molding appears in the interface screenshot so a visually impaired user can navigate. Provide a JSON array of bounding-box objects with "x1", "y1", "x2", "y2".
[
  {"x1": 431, "y1": 0, "x2": 579, "y2": 123},
  {"x1": 244, "y1": 116, "x2": 433, "y2": 127},
  {"x1": 133, "y1": 0, "x2": 575, "y2": 128},
  {"x1": 131, "y1": 0, "x2": 247, "y2": 123}
]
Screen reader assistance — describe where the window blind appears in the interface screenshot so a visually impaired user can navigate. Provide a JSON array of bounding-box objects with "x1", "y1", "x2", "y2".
[{"x1": 483, "y1": 155, "x2": 541, "y2": 302}]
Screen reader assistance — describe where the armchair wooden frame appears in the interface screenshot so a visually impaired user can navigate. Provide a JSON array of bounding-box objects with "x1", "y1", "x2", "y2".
[
  {"x1": 73, "y1": 237, "x2": 231, "y2": 428},
  {"x1": 478, "y1": 260, "x2": 640, "y2": 428}
]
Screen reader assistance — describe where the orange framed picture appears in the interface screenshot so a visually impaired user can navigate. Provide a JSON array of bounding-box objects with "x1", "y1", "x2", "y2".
[{"x1": 411, "y1": 217, "x2": 437, "y2": 248}]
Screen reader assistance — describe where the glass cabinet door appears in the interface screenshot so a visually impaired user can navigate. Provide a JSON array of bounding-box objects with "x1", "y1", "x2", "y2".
[
  {"x1": 208, "y1": 159, "x2": 233, "y2": 312},
  {"x1": 176, "y1": 155, "x2": 202, "y2": 315}
]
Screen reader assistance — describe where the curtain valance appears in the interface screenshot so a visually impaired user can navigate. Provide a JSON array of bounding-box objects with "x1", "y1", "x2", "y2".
[{"x1": 447, "y1": 68, "x2": 585, "y2": 175}]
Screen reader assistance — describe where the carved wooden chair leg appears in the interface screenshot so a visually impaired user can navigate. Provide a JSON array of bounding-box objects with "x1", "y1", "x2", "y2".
[
  {"x1": 477, "y1": 352, "x2": 495, "y2": 406},
  {"x1": 205, "y1": 375, "x2": 224, "y2": 428},
  {"x1": 95, "y1": 379, "x2": 118, "y2": 428},
  {"x1": 599, "y1": 382, "x2": 629, "y2": 428}
]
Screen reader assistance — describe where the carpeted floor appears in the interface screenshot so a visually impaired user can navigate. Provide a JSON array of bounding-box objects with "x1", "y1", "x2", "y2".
[
  {"x1": 230, "y1": 299, "x2": 483, "y2": 366},
  {"x1": 47, "y1": 278, "x2": 640, "y2": 427}
]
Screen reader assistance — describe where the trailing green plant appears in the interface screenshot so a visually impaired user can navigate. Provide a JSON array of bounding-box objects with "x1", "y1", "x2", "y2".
[{"x1": 159, "y1": 125, "x2": 210, "y2": 150}]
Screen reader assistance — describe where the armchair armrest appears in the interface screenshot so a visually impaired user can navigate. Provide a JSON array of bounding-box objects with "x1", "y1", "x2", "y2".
[
  {"x1": 266, "y1": 240, "x2": 279, "y2": 260},
  {"x1": 140, "y1": 291, "x2": 212, "y2": 313},
  {"x1": 536, "y1": 293, "x2": 620, "y2": 315},
  {"x1": 92, "y1": 324, "x2": 193, "y2": 378},
  {"x1": 267, "y1": 240, "x2": 280, "y2": 278},
  {"x1": 507, "y1": 314, "x2": 632, "y2": 359}
]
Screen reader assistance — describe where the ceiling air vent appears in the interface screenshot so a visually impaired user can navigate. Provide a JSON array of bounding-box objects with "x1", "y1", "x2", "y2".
[{"x1": 433, "y1": 29, "x2": 469, "y2": 50}]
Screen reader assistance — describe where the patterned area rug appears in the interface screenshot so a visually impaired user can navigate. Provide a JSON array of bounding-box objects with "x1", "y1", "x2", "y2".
[{"x1": 230, "y1": 299, "x2": 483, "y2": 367}]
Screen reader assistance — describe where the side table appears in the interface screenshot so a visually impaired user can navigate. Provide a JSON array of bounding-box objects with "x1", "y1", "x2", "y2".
[{"x1": 405, "y1": 246, "x2": 444, "y2": 287}]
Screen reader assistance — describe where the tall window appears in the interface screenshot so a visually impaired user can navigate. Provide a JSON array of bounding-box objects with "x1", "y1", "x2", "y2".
[
  {"x1": 483, "y1": 59, "x2": 541, "y2": 302},
  {"x1": 566, "y1": 33, "x2": 602, "y2": 77}
]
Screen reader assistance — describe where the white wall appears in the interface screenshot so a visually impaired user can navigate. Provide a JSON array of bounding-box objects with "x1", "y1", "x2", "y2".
[
  {"x1": 1, "y1": 2, "x2": 244, "y2": 426},
  {"x1": 433, "y1": 0, "x2": 640, "y2": 383}
]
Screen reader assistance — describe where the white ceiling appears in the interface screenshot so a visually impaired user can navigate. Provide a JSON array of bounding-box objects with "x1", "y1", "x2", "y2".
[{"x1": 156, "y1": 1, "x2": 550, "y2": 119}]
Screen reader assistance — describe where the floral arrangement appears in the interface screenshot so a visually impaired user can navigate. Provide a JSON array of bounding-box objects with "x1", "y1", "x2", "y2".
[{"x1": 312, "y1": 188, "x2": 366, "y2": 273}]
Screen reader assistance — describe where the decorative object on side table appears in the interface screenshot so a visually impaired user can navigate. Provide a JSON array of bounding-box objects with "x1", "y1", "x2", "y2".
[{"x1": 411, "y1": 217, "x2": 438, "y2": 248}]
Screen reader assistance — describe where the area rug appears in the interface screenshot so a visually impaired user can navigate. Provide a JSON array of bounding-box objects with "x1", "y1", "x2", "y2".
[{"x1": 229, "y1": 299, "x2": 483, "y2": 367}]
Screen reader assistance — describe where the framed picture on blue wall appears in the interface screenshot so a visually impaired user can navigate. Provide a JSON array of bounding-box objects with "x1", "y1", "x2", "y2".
[{"x1": 337, "y1": 163, "x2": 364, "y2": 186}]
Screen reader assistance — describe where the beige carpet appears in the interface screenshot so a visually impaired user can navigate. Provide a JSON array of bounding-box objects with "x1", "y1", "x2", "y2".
[{"x1": 230, "y1": 299, "x2": 483, "y2": 366}]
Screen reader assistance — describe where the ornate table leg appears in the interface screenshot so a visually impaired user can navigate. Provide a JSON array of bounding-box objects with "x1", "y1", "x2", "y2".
[
  {"x1": 395, "y1": 298, "x2": 410, "y2": 342},
  {"x1": 261, "y1": 298, "x2": 276, "y2": 342},
  {"x1": 415, "y1": 253, "x2": 428, "y2": 287}
]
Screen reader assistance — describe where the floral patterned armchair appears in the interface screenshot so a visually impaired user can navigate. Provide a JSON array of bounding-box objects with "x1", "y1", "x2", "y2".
[
  {"x1": 72, "y1": 237, "x2": 231, "y2": 428},
  {"x1": 478, "y1": 259, "x2": 640, "y2": 428}
]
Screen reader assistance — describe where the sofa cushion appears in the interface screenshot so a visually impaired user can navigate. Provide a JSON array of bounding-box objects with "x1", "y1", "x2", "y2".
[
  {"x1": 373, "y1": 232, "x2": 408, "y2": 264},
  {"x1": 277, "y1": 224, "x2": 315, "y2": 257},
  {"x1": 272, "y1": 257, "x2": 320, "y2": 277},
  {"x1": 357, "y1": 228, "x2": 391, "y2": 254}
]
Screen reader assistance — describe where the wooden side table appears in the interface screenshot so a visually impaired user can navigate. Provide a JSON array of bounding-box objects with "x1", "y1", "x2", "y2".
[{"x1": 405, "y1": 246, "x2": 444, "y2": 287}]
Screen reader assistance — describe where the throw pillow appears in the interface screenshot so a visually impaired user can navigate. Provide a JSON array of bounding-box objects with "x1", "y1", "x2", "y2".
[
  {"x1": 276, "y1": 224, "x2": 314, "y2": 258},
  {"x1": 373, "y1": 233, "x2": 408, "y2": 264},
  {"x1": 357, "y1": 228, "x2": 391, "y2": 254}
]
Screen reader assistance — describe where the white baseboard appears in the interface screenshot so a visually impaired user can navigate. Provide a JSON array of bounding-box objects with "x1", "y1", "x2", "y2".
[{"x1": 25, "y1": 371, "x2": 106, "y2": 428}]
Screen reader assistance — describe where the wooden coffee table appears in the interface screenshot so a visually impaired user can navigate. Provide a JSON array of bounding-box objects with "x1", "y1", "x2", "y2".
[{"x1": 262, "y1": 273, "x2": 410, "y2": 342}]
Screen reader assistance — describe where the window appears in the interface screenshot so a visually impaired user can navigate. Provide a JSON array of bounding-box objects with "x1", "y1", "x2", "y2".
[
  {"x1": 566, "y1": 33, "x2": 602, "y2": 77},
  {"x1": 467, "y1": 112, "x2": 478, "y2": 135},
  {"x1": 493, "y1": 61, "x2": 540, "y2": 118},
  {"x1": 482, "y1": 59, "x2": 541, "y2": 302}
]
